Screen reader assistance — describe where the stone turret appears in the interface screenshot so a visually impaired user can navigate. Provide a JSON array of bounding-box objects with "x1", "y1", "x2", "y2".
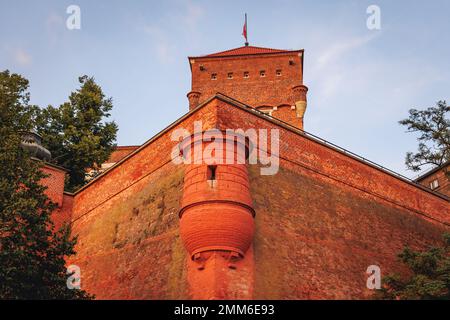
[
  {"x1": 20, "y1": 131, "x2": 52, "y2": 161},
  {"x1": 187, "y1": 91, "x2": 201, "y2": 110},
  {"x1": 292, "y1": 84, "x2": 308, "y2": 130}
]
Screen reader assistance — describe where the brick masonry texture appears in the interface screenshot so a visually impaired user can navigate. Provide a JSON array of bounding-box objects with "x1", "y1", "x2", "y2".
[
  {"x1": 214, "y1": 98, "x2": 449, "y2": 225},
  {"x1": 41, "y1": 164, "x2": 66, "y2": 207},
  {"x1": 52, "y1": 97, "x2": 447, "y2": 299},
  {"x1": 417, "y1": 164, "x2": 450, "y2": 197},
  {"x1": 106, "y1": 145, "x2": 139, "y2": 164},
  {"x1": 189, "y1": 52, "x2": 304, "y2": 109},
  {"x1": 40, "y1": 163, "x2": 73, "y2": 231},
  {"x1": 69, "y1": 163, "x2": 188, "y2": 299},
  {"x1": 37, "y1": 45, "x2": 449, "y2": 299},
  {"x1": 249, "y1": 165, "x2": 446, "y2": 299},
  {"x1": 65, "y1": 104, "x2": 222, "y2": 299}
]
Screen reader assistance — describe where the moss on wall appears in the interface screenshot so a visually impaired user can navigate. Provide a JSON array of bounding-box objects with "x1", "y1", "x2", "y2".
[
  {"x1": 71, "y1": 163, "x2": 189, "y2": 299},
  {"x1": 249, "y1": 164, "x2": 447, "y2": 299}
]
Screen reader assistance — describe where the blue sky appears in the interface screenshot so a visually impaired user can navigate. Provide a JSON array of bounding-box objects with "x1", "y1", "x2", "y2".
[{"x1": 1, "y1": 0, "x2": 449, "y2": 178}]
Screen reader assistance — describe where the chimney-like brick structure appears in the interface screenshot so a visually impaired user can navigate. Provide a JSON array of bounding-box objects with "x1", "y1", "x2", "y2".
[
  {"x1": 292, "y1": 84, "x2": 308, "y2": 130},
  {"x1": 178, "y1": 131, "x2": 255, "y2": 299},
  {"x1": 187, "y1": 91, "x2": 201, "y2": 110}
]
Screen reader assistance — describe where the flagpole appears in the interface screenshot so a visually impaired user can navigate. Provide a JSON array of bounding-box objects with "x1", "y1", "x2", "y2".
[{"x1": 245, "y1": 13, "x2": 249, "y2": 46}]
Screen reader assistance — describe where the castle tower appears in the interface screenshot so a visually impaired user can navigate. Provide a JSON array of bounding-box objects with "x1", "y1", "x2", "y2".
[
  {"x1": 179, "y1": 45, "x2": 309, "y2": 298},
  {"x1": 187, "y1": 45, "x2": 308, "y2": 129},
  {"x1": 178, "y1": 131, "x2": 255, "y2": 299}
]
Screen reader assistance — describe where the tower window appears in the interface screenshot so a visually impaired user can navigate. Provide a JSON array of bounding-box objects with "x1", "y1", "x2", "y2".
[
  {"x1": 276, "y1": 69, "x2": 282, "y2": 76},
  {"x1": 211, "y1": 73, "x2": 217, "y2": 80},
  {"x1": 207, "y1": 165, "x2": 217, "y2": 181},
  {"x1": 430, "y1": 179, "x2": 439, "y2": 190},
  {"x1": 243, "y1": 71, "x2": 249, "y2": 78},
  {"x1": 227, "y1": 72, "x2": 233, "y2": 79},
  {"x1": 260, "y1": 70, "x2": 266, "y2": 77}
]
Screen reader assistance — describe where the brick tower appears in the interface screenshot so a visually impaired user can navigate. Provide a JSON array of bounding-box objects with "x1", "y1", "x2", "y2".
[
  {"x1": 179, "y1": 45, "x2": 308, "y2": 299},
  {"x1": 187, "y1": 45, "x2": 308, "y2": 129}
]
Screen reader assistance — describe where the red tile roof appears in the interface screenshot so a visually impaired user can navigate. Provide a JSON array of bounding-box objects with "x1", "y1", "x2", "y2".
[{"x1": 191, "y1": 45, "x2": 301, "y2": 58}]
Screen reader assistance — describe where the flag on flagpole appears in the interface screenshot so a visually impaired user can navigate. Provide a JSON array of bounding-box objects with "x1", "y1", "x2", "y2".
[{"x1": 242, "y1": 13, "x2": 248, "y2": 45}]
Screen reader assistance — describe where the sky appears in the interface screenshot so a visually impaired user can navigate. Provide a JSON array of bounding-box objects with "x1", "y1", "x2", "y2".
[{"x1": 1, "y1": 0, "x2": 449, "y2": 178}]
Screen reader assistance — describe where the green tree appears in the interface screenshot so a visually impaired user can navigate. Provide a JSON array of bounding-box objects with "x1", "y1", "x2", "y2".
[
  {"x1": 36, "y1": 75, "x2": 118, "y2": 191},
  {"x1": 377, "y1": 233, "x2": 450, "y2": 300},
  {"x1": 399, "y1": 101, "x2": 450, "y2": 171},
  {"x1": 0, "y1": 70, "x2": 92, "y2": 299}
]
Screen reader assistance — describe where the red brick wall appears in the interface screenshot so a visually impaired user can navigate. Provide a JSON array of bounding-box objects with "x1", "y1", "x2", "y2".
[
  {"x1": 418, "y1": 165, "x2": 450, "y2": 197},
  {"x1": 67, "y1": 97, "x2": 449, "y2": 299},
  {"x1": 51, "y1": 194, "x2": 73, "y2": 231},
  {"x1": 41, "y1": 164, "x2": 66, "y2": 207},
  {"x1": 214, "y1": 99, "x2": 449, "y2": 225},
  {"x1": 271, "y1": 104, "x2": 303, "y2": 128},
  {"x1": 189, "y1": 52, "x2": 304, "y2": 109},
  {"x1": 68, "y1": 104, "x2": 220, "y2": 299},
  {"x1": 39, "y1": 163, "x2": 73, "y2": 231},
  {"x1": 69, "y1": 163, "x2": 187, "y2": 299},
  {"x1": 249, "y1": 164, "x2": 447, "y2": 299},
  {"x1": 213, "y1": 98, "x2": 449, "y2": 298},
  {"x1": 107, "y1": 146, "x2": 140, "y2": 164}
]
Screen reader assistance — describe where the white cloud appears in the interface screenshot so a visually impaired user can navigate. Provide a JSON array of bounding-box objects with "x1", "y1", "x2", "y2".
[
  {"x1": 45, "y1": 12, "x2": 65, "y2": 45},
  {"x1": 316, "y1": 33, "x2": 378, "y2": 70},
  {"x1": 143, "y1": 25, "x2": 176, "y2": 63},
  {"x1": 45, "y1": 12, "x2": 64, "y2": 29},
  {"x1": 182, "y1": 1, "x2": 204, "y2": 29},
  {"x1": 304, "y1": 32, "x2": 381, "y2": 106},
  {"x1": 14, "y1": 48, "x2": 32, "y2": 66},
  {"x1": 140, "y1": 1, "x2": 205, "y2": 63}
]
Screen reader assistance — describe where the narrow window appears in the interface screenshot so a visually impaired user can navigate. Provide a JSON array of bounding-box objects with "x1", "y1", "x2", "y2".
[
  {"x1": 243, "y1": 71, "x2": 249, "y2": 78},
  {"x1": 211, "y1": 73, "x2": 217, "y2": 80},
  {"x1": 260, "y1": 70, "x2": 266, "y2": 77},
  {"x1": 207, "y1": 165, "x2": 217, "y2": 181},
  {"x1": 430, "y1": 179, "x2": 439, "y2": 190},
  {"x1": 276, "y1": 69, "x2": 282, "y2": 76},
  {"x1": 227, "y1": 72, "x2": 233, "y2": 79}
]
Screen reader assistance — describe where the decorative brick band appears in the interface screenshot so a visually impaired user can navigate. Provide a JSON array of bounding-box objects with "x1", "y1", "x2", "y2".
[{"x1": 179, "y1": 199, "x2": 256, "y2": 218}]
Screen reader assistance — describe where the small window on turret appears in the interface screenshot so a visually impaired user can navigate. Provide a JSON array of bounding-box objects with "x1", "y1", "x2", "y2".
[
  {"x1": 227, "y1": 72, "x2": 233, "y2": 79},
  {"x1": 243, "y1": 71, "x2": 249, "y2": 78},
  {"x1": 260, "y1": 70, "x2": 266, "y2": 77},
  {"x1": 207, "y1": 165, "x2": 217, "y2": 181},
  {"x1": 211, "y1": 73, "x2": 217, "y2": 80},
  {"x1": 276, "y1": 69, "x2": 282, "y2": 76}
]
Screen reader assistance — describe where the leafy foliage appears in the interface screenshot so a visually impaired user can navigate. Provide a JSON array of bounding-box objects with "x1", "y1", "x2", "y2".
[
  {"x1": 35, "y1": 75, "x2": 117, "y2": 191},
  {"x1": 0, "y1": 70, "x2": 92, "y2": 299},
  {"x1": 399, "y1": 101, "x2": 450, "y2": 171},
  {"x1": 378, "y1": 233, "x2": 450, "y2": 300}
]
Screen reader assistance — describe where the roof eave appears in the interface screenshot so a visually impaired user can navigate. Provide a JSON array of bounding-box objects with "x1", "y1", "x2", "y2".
[{"x1": 188, "y1": 49, "x2": 304, "y2": 60}]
